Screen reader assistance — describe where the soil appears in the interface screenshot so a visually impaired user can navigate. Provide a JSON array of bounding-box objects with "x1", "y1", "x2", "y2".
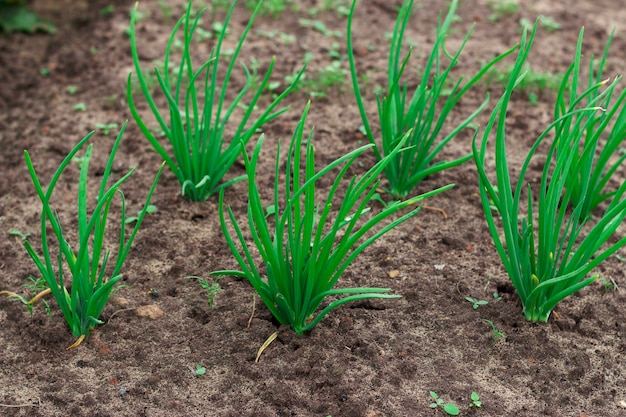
[{"x1": 1, "y1": 0, "x2": 626, "y2": 416}]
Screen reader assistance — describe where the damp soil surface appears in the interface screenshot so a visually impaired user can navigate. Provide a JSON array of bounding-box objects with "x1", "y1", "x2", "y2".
[{"x1": 2, "y1": 1, "x2": 626, "y2": 416}]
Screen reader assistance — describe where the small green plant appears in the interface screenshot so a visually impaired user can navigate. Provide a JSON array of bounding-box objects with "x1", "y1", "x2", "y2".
[
  {"x1": 99, "y1": 5, "x2": 114, "y2": 15},
  {"x1": 187, "y1": 276, "x2": 221, "y2": 308},
  {"x1": 2, "y1": 121, "x2": 164, "y2": 348},
  {"x1": 193, "y1": 364, "x2": 206, "y2": 376},
  {"x1": 484, "y1": 64, "x2": 566, "y2": 105},
  {"x1": 520, "y1": 16, "x2": 560, "y2": 33},
  {"x1": 96, "y1": 122, "x2": 119, "y2": 136},
  {"x1": 348, "y1": 0, "x2": 514, "y2": 199},
  {"x1": 128, "y1": 0, "x2": 304, "y2": 201},
  {"x1": 0, "y1": 1, "x2": 55, "y2": 33},
  {"x1": 429, "y1": 391, "x2": 460, "y2": 415},
  {"x1": 243, "y1": 0, "x2": 296, "y2": 17},
  {"x1": 468, "y1": 391, "x2": 482, "y2": 408},
  {"x1": 482, "y1": 319, "x2": 505, "y2": 342},
  {"x1": 465, "y1": 296, "x2": 488, "y2": 309},
  {"x1": 473, "y1": 24, "x2": 626, "y2": 322},
  {"x1": 0, "y1": 276, "x2": 50, "y2": 317},
  {"x1": 124, "y1": 204, "x2": 157, "y2": 224},
  {"x1": 73, "y1": 102, "x2": 87, "y2": 112},
  {"x1": 487, "y1": 0, "x2": 519, "y2": 22},
  {"x1": 66, "y1": 86, "x2": 78, "y2": 95},
  {"x1": 599, "y1": 275, "x2": 618, "y2": 293},
  {"x1": 213, "y1": 104, "x2": 452, "y2": 335},
  {"x1": 8, "y1": 229, "x2": 30, "y2": 241}
]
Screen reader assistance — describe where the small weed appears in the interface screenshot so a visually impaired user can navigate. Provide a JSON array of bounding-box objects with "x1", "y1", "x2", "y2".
[
  {"x1": 8, "y1": 229, "x2": 30, "y2": 241},
  {"x1": 99, "y1": 5, "x2": 115, "y2": 15},
  {"x1": 429, "y1": 391, "x2": 460, "y2": 415},
  {"x1": 599, "y1": 275, "x2": 618, "y2": 293},
  {"x1": 193, "y1": 364, "x2": 206, "y2": 376},
  {"x1": 187, "y1": 276, "x2": 222, "y2": 308},
  {"x1": 520, "y1": 16, "x2": 560, "y2": 33},
  {"x1": 484, "y1": 64, "x2": 565, "y2": 103},
  {"x1": 298, "y1": 18, "x2": 342, "y2": 37},
  {"x1": 96, "y1": 122, "x2": 119, "y2": 136},
  {"x1": 125, "y1": 204, "x2": 158, "y2": 224},
  {"x1": 487, "y1": 0, "x2": 519, "y2": 22},
  {"x1": 72, "y1": 102, "x2": 87, "y2": 112},
  {"x1": 157, "y1": 0, "x2": 173, "y2": 19},
  {"x1": 469, "y1": 391, "x2": 482, "y2": 408},
  {"x1": 482, "y1": 319, "x2": 506, "y2": 342},
  {"x1": 39, "y1": 68, "x2": 50, "y2": 76},
  {"x1": 465, "y1": 296, "x2": 488, "y2": 309},
  {"x1": 66, "y1": 86, "x2": 78, "y2": 95},
  {"x1": 492, "y1": 292, "x2": 502, "y2": 300}
]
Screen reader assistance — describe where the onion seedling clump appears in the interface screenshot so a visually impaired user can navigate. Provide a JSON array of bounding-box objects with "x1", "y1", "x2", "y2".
[
  {"x1": 213, "y1": 103, "x2": 453, "y2": 335},
  {"x1": 128, "y1": 0, "x2": 304, "y2": 201}
]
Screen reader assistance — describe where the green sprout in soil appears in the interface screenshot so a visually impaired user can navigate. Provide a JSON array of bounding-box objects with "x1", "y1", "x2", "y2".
[
  {"x1": 469, "y1": 391, "x2": 482, "y2": 408},
  {"x1": 348, "y1": 0, "x2": 515, "y2": 199},
  {"x1": 128, "y1": 0, "x2": 304, "y2": 202},
  {"x1": 473, "y1": 23, "x2": 626, "y2": 322},
  {"x1": 0, "y1": 121, "x2": 163, "y2": 348},
  {"x1": 487, "y1": 0, "x2": 519, "y2": 22},
  {"x1": 429, "y1": 391, "x2": 460, "y2": 415},
  {"x1": 186, "y1": 276, "x2": 222, "y2": 308},
  {"x1": 485, "y1": 63, "x2": 566, "y2": 106},
  {"x1": 193, "y1": 364, "x2": 207, "y2": 376},
  {"x1": 96, "y1": 122, "x2": 119, "y2": 136},
  {"x1": 482, "y1": 319, "x2": 505, "y2": 342},
  {"x1": 465, "y1": 296, "x2": 488, "y2": 309},
  {"x1": 213, "y1": 103, "x2": 452, "y2": 335},
  {"x1": 0, "y1": 0, "x2": 55, "y2": 34}
]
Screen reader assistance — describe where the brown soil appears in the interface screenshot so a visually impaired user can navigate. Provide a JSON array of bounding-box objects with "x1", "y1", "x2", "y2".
[{"x1": 2, "y1": 0, "x2": 626, "y2": 416}]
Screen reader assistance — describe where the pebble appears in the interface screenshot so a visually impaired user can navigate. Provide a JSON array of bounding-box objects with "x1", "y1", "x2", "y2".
[{"x1": 135, "y1": 304, "x2": 164, "y2": 319}]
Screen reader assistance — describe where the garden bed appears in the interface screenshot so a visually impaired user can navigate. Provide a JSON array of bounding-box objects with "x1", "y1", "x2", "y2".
[{"x1": 1, "y1": 0, "x2": 626, "y2": 416}]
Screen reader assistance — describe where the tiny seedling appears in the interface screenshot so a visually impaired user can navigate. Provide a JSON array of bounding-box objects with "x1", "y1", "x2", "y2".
[
  {"x1": 8, "y1": 229, "x2": 31, "y2": 241},
  {"x1": 465, "y1": 296, "x2": 488, "y2": 309},
  {"x1": 599, "y1": 275, "x2": 618, "y2": 293},
  {"x1": 124, "y1": 204, "x2": 158, "y2": 224},
  {"x1": 66, "y1": 86, "x2": 78, "y2": 95},
  {"x1": 73, "y1": 102, "x2": 87, "y2": 112},
  {"x1": 469, "y1": 391, "x2": 482, "y2": 408},
  {"x1": 487, "y1": 0, "x2": 519, "y2": 22},
  {"x1": 95, "y1": 122, "x2": 119, "y2": 136},
  {"x1": 482, "y1": 319, "x2": 505, "y2": 342},
  {"x1": 429, "y1": 391, "x2": 460, "y2": 415},
  {"x1": 193, "y1": 364, "x2": 206, "y2": 376},
  {"x1": 187, "y1": 276, "x2": 221, "y2": 308}
]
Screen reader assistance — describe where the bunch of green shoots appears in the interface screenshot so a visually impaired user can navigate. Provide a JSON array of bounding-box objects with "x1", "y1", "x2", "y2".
[
  {"x1": 128, "y1": 0, "x2": 304, "y2": 201},
  {"x1": 213, "y1": 103, "x2": 452, "y2": 335},
  {"x1": 6, "y1": 122, "x2": 163, "y2": 348},
  {"x1": 555, "y1": 29, "x2": 626, "y2": 218},
  {"x1": 347, "y1": 0, "x2": 514, "y2": 199},
  {"x1": 473, "y1": 25, "x2": 626, "y2": 322}
]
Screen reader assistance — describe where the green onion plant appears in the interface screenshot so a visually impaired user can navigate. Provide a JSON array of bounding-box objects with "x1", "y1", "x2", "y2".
[
  {"x1": 473, "y1": 25, "x2": 626, "y2": 322},
  {"x1": 347, "y1": 0, "x2": 514, "y2": 199},
  {"x1": 18, "y1": 121, "x2": 163, "y2": 347},
  {"x1": 213, "y1": 103, "x2": 453, "y2": 335},
  {"x1": 555, "y1": 29, "x2": 626, "y2": 218},
  {"x1": 128, "y1": 0, "x2": 304, "y2": 201}
]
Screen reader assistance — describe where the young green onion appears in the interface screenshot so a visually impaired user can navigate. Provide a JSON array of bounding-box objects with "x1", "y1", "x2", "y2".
[
  {"x1": 17, "y1": 121, "x2": 163, "y2": 347},
  {"x1": 555, "y1": 29, "x2": 626, "y2": 218},
  {"x1": 473, "y1": 24, "x2": 626, "y2": 322},
  {"x1": 213, "y1": 103, "x2": 453, "y2": 335},
  {"x1": 347, "y1": 0, "x2": 515, "y2": 199},
  {"x1": 127, "y1": 0, "x2": 304, "y2": 201}
]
